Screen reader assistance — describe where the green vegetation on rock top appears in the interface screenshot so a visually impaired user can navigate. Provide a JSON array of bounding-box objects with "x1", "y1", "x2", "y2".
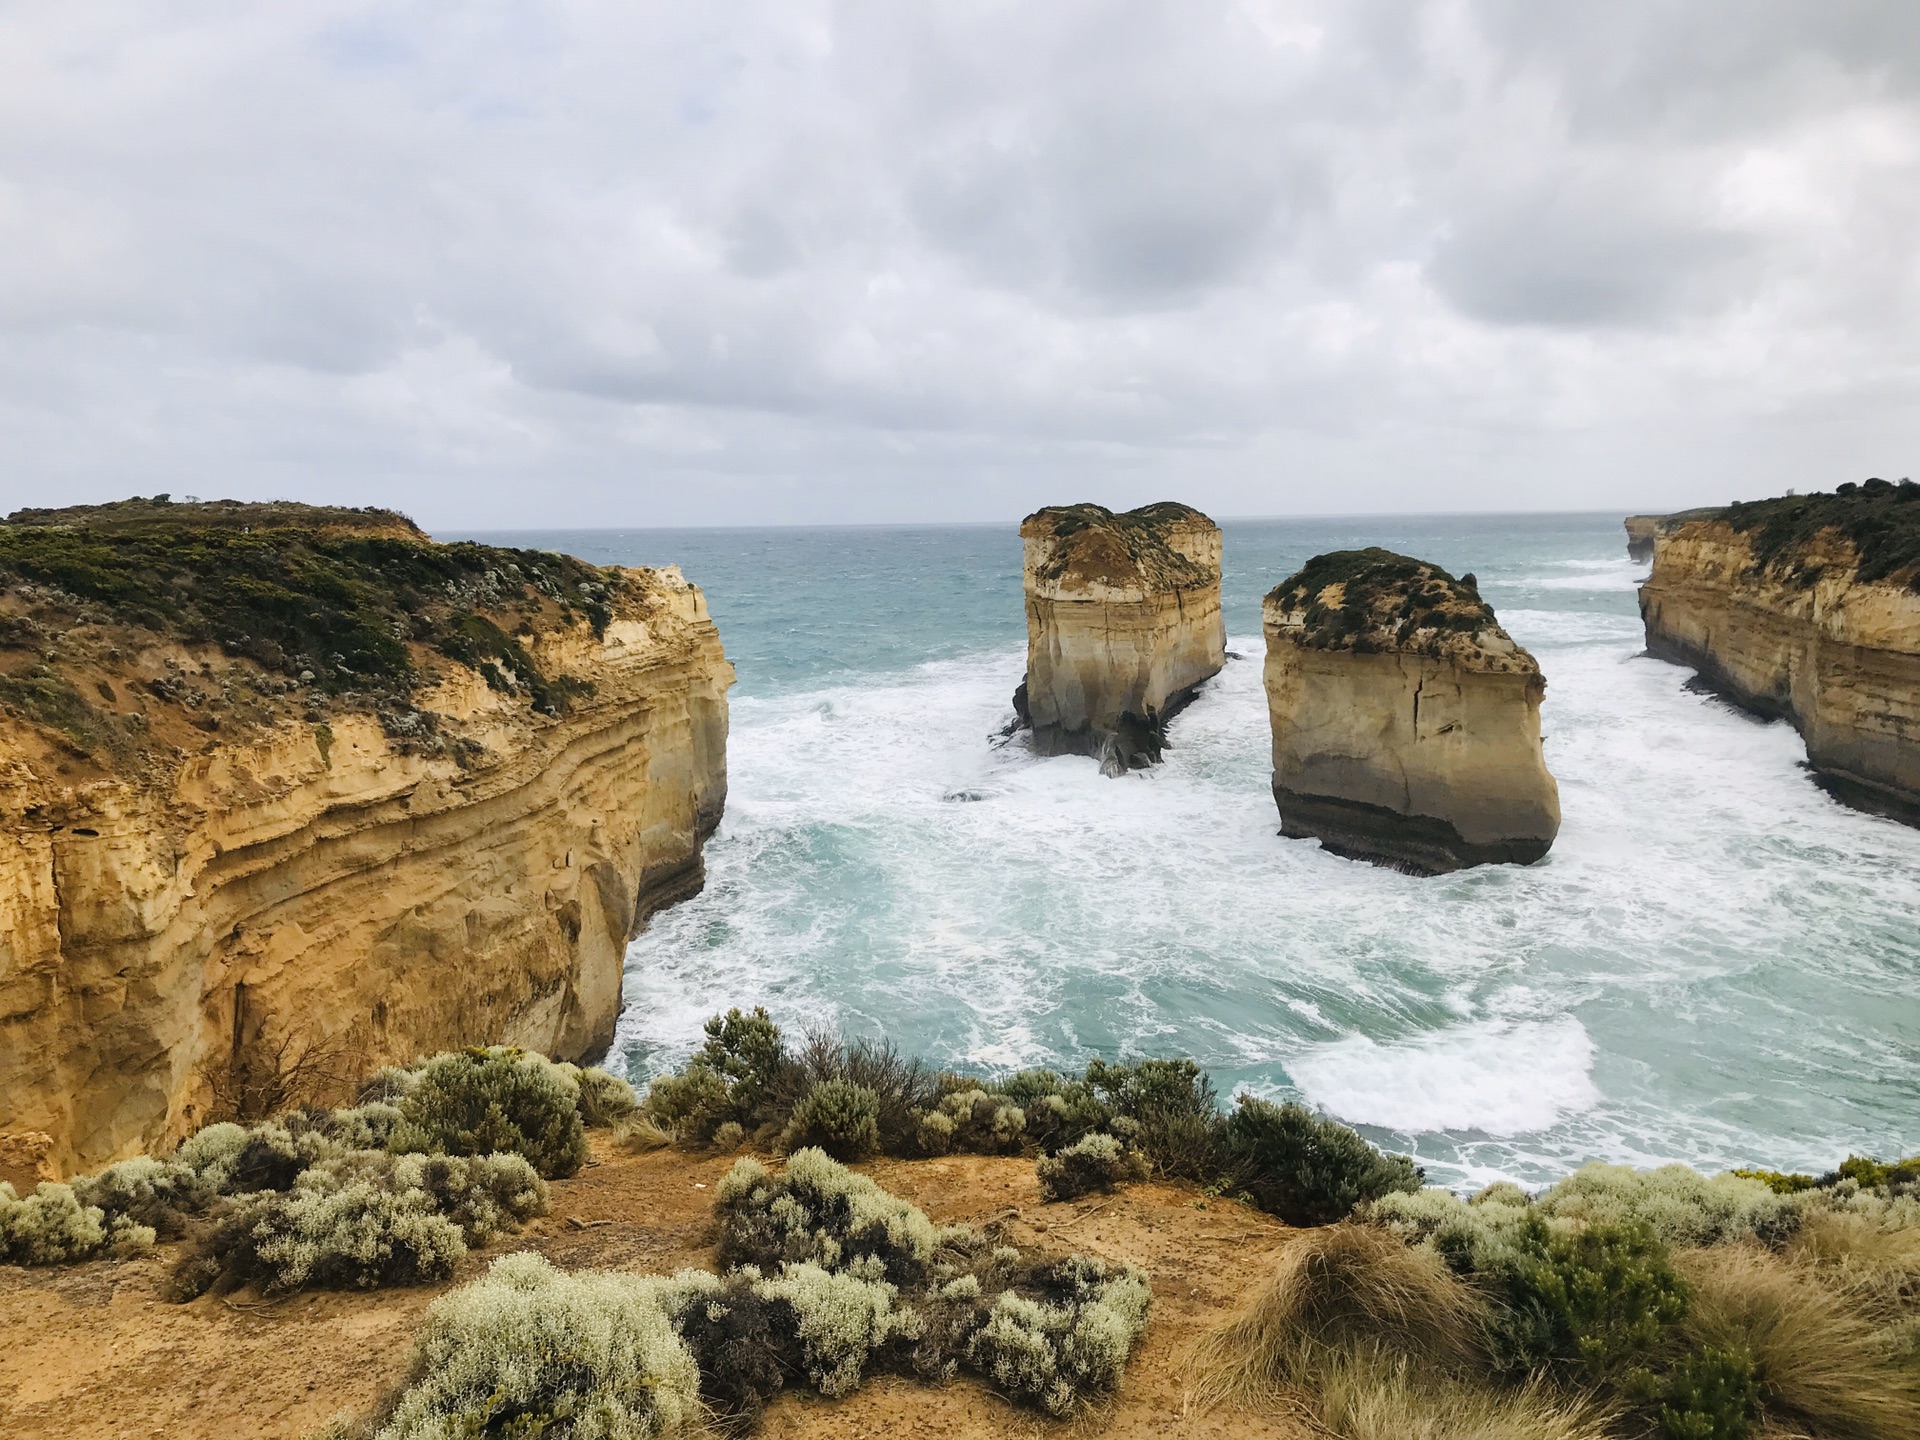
[
  {"x1": 1266, "y1": 547, "x2": 1506, "y2": 657},
  {"x1": 1020, "y1": 501, "x2": 1217, "y2": 591},
  {"x1": 0, "y1": 497, "x2": 627, "y2": 707},
  {"x1": 1713, "y1": 478, "x2": 1920, "y2": 590}
]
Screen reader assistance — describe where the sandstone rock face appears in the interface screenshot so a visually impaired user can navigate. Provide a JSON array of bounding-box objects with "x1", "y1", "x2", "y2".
[
  {"x1": 1263, "y1": 549, "x2": 1560, "y2": 873},
  {"x1": 1015, "y1": 503, "x2": 1226, "y2": 773},
  {"x1": 0, "y1": 504, "x2": 731, "y2": 1174},
  {"x1": 1639, "y1": 482, "x2": 1920, "y2": 822},
  {"x1": 1625, "y1": 515, "x2": 1661, "y2": 563}
]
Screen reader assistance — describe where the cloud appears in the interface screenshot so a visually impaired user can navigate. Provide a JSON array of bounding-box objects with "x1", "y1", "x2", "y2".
[{"x1": 0, "y1": 1, "x2": 1916, "y2": 528}]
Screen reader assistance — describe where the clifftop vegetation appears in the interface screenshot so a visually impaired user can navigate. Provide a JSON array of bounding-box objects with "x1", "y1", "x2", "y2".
[
  {"x1": 1265, "y1": 547, "x2": 1531, "y2": 668},
  {"x1": 1020, "y1": 501, "x2": 1216, "y2": 591},
  {"x1": 1713, "y1": 478, "x2": 1920, "y2": 591}
]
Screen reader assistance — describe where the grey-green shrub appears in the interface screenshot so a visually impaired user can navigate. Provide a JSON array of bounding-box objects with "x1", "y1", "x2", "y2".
[
  {"x1": 1536, "y1": 1163, "x2": 1797, "y2": 1247},
  {"x1": 926, "y1": 1089, "x2": 1026, "y2": 1154},
  {"x1": 965, "y1": 1255, "x2": 1153, "y2": 1416},
  {"x1": 389, "y1": 1047, "x2": 587, "y2": 1178},
  {"x1": 715, "y1": 1148, "x2": 959, "y2": 1285},
  {"x1": 563, "y1": 1064, "x2": 642, "y2": 1127},
  {"x1": 71, "y1": 1155, "x2": 207, "y2": 1238},
  {"x1": 372, "y1": 1252, "x2": 704, "y2": 1439},
  {"x1": 1036, "y1": 1133, "x2": 1146, "y2": 1203},
  {"x1": 1221, "y1": 1096, "x2": 1422, "y2": 1226},
  {"x1": 780, "y1": 1079, "x2": 881, "y2": 1160},
  {"x1": 755, "y1": 1260, "x2": 921, "y2": 1397},
  {"x1": 1084, "y1": 1057, "x2": 1221, "y2": 1179},
  {"x1": 0, "y1": 1181, "x2": 154, "y2": 1264}
]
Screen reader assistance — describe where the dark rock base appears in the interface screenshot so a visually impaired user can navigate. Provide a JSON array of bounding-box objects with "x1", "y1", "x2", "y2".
[
  {"x1": 1012, "y1": 678, "x2": 1209, "y2": 776},
  {"x1": 1273, "y1": 784, "x2": 1554, "y2": 875}
]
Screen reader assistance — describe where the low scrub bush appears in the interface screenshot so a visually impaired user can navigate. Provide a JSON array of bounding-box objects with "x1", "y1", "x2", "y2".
[
  {"x1": 1084, "y1": 1057, "x2": 1220, "y2": 1179},
  {"x1": 70, "y1": 1156, "x2": 208, "y2": 1240},
  {"x1": 1221, "y1": 1097, "x2": 1422, "y2": 1226},
  {"x1": 989, "y1": 1069, "x2": 1111, "y2": 1154},
  {"x1": 787, "y1": 1033, "x2": 940, "y2": 1156},
  {"x1": 0, "y1": 1181, "x2": 154, "y2": 1264},
  {"x1": 779, "y1": 1080, "x2": 881, "y2": 1161},
  {"x1": 562, "y1": 1064, "x2": 642, "y2": 1127},
  {"x1": 1658, "y1": 1346, "x2": 1758, "y2": 1440},
  {"x1": 925, "y1": 1087, "x2": 1027, "y2": 1155},
  {"x1": 963, "y1": 1253, "x2": 1152, "y2": 1416},
  {"x1": 371, "y1": 1252, "x2": 704, "y2": 1439},
  {"x1": 756, "y1": 1260, "x2": 921, "y2": 1398},
  {"x1": 714, "y1": 1148, "x2": 955, "y2": 1285},
  {"x1": 1536, "y1": 1163, "x2": 1796, "y2": 1247},
  {"x1": 1492, "y1": 1216, "x2": 1691, "y2": 1381},
  {"x1": 388, "y1": 1047, "x2": 587, "y2": 1178},
  {"x1": 1035, "y1": 1133, "x2": 1146, "y2": 1203}
]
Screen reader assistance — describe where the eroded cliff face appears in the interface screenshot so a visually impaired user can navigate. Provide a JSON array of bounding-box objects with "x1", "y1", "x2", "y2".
[
  {"x1": 1626, "y1": 516, "x2": 1661, "y2": 563},
  {"x1": 0, "y1": 502, "x2": 730, "y2": 1176},
  {"x1": 1263, "y1": 549, "x2": 1559, "y2": 874},
  {"x1": 1015, "y1": 502, "x2": 1226, "y2": 774},
  {"x1": 1638, "y1": 483, "x2": 1920, "y2": 821}
]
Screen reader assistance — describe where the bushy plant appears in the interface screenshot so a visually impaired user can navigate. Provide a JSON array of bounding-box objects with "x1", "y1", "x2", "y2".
[
  {"x1": 779, "y1": 1080, "x2": 881, "y2": 1161},
  {"x1": 1494, "y1": 1216, "x2": 1690, "y2": 1381},
  {"x1": 1537, "y1": 1164, "x2": 1797, "y2": 1247},
  {"x1": 1371, "y1": 1183, "x2": 1545, "y2": 1276},
  {"x1": 786, "y1": 1033, "x2": 940, "y2": 1156},
  {"x1": 756, "y1": 1261, "x2": 921, "y2": 1398},
  {"x1": 0, "y1": 1180, "x2": 154, "y2": 1264},
  {"x1": 70, "y1": 1156, "x2": 208, "y2": 1239},
  {"x1": 1084, "y1": 1057, "x2": 1221, "y2": 1179},
  {"x1": 714, "y1": 1149, "x2": 957, "y2": 1285},
  {"x1": 964, "y1": 1254, "x2": 1152, "y2": 1416},
  {"x1": 564, "y1": 1064, "x2": 642, "y2": 1127},
  {"x1": 371, "y1": 1252, "x2": 704, "y2": 1439},
  {"x1": 991, "y1": 1069, "x2": 1111, "y2": 1154},
  {"x1": 1035, "y1": 1133, "x2": 1146, "y2": 1203},
  {"x1": 641, "y1": 1065, "x2": 731, "y2": 1143},
  {"x1": 1221, "y1": 1097, "x2": 1422, "y2": 1226},
  {"x1": 1659, "y1": 1346, "x2": 1758, "y2": 1440},
  {"x1": 924, "y1": 1088, "x2": 1027, "y2": 1155},
  {"x1": 389, "y1": 1047, "x2": 587, "y2": 1178}
]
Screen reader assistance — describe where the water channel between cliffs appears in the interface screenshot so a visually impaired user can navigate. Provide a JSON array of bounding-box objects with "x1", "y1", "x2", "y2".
[{"x1": 453, "y1": 514, "x2": 1920, "y2": 1190}]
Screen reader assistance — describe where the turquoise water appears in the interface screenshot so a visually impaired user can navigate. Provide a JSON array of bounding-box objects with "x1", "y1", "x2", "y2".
[{"x1": 456, "y1": 516, "x2": 1920, "y2": 1188}]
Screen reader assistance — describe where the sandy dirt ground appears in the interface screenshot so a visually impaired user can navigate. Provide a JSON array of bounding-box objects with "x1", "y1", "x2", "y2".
[{"x1": 0, "y1": 1138, "x2": 1308, "y2": 1439}]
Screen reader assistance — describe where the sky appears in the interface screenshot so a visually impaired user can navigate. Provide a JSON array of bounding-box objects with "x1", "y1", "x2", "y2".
[{"x1": 2, "y1": 1, "x2": 1918, "y2": 530}]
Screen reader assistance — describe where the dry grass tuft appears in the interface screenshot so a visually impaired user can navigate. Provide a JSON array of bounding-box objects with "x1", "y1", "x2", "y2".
[
  {"x1": 1184, "y1": 1222, "x2": 1485, "y2": 1411},
  {"x1": 1785, "y1": 1207, "x2": 1920, "y2": 1305},
  {"x1": 1312, "y1": 1351, "x2": 1615, "y2": 1440},
  {"x1": 614, "y1": 1114, "x2": 676, "y2": 1153},
  {"x1": 1677, "y1": 1244, "x2": 1920, "y2": 1440}
]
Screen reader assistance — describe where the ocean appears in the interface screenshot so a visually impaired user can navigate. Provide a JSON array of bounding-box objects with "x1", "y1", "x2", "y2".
[{"x1": 453, "y1": 514, "x2": 1920, "y2": 1189}]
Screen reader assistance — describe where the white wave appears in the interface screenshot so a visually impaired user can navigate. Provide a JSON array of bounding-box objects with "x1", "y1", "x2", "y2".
[{"x1": 1289, "y1": 1017, "x2": 1599, "y2": 1135}]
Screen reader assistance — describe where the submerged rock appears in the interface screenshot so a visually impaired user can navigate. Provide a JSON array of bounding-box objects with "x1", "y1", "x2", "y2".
[
  {"x1": 1639, "y1": 480, "x2": 1920, "y2": 824},
  {"x1": 1014, "y1": 502, "x2": 1226, "y2": 773},
  {"x1": 1263, "y1": 548, "x2": 1560, "y2": 873}
]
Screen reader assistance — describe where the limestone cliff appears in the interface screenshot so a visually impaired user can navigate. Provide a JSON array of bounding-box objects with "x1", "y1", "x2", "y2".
[
  {"x1": 1626, "y1": 515, "x2": 1661, "y2": 563},
  {"x1": 0, "y1": 499, "x2": 731, "y2": 1176},
  {"x1": 1014, "y1": 502, "x2": 1226, "y2": 774},
  {"x1": 1638, "y1": 480, "x2": 1920, "y2": 822},
  {"x1": 1263, "y1": 549, "x2": 1560, "y2": 873}
]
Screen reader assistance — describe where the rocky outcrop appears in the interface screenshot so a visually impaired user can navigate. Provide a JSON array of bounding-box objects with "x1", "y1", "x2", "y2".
[
  {"x1": 1263, "y1": 549, "x2": 1560, "y2": 873},
  {"x1": 0, "y1": 501, "x2": 731, "y2": 1174},
  {"x1": 1626, "y1": 516, "x2": 1661, "y2": 563},
  {"x1": 1014, "y1": 503, "x2": 1226, "y2": 774},
  {"x1": 1639, "y1": 480, "x2": 1920, "y2": 822}
]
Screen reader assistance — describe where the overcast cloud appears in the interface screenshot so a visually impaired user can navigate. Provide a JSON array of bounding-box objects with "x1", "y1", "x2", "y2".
[{"x1": 1, "y1": 1, "x2": 1916, "y2": 528}]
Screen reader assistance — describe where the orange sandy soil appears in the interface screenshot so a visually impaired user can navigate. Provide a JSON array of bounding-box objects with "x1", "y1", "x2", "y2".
[{"x1": 0, "y1": 1136, "x2": 1308, "y2": 1440}]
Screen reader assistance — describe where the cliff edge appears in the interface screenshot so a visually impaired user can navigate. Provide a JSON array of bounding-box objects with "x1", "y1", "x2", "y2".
[
  {"x1": 1263, "y1": 549, "x2": 1560, "y2": 873},
  {"x1": 1638, "y1": 479, "x2": 1920, "y2": 822},
  {"x1": 0, "y1": 498, "x2": 731, "y2": 1176},
  {"x1": 1013, "y1": 502, "x2": 1226, "y2": 774}
]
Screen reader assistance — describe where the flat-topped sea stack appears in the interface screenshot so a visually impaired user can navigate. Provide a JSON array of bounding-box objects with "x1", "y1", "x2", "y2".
[
  {"x1": 0, "y1": 498, "x2": 731, "y2": 1176},
  {"x1": 1263, "y1": 549, "x2": 1559, "y2": 873},
  {"x1": 1639, "y1": 480, "x2": 1920, "y2": 822},
  {"x1": 1014, "y1": 502, "x2": 1226, "y2": 774}
]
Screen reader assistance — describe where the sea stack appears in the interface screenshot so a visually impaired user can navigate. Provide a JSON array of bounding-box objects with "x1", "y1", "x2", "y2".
[
  {"x1": 1625, "y1": 515, "x2": 1661, "y2": 563},
  {"x1": 1014, "y1": 502, "x2": 1226, "y2": 774},
  {"x1": 1639, "y1": 480, "x2": 1920, "y2": 822},
  {"x1": 1263, "y1": 548, "x2": 1560, "y2": 873},
  {"x1": 0, "y1": 498, "x2": 732, "y2": 1175}
]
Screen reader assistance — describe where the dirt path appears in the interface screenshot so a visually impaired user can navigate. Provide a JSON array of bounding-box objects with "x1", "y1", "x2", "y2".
[{"x1": 0, "y1": 1141, "x2": 1305, "y2": 1439}]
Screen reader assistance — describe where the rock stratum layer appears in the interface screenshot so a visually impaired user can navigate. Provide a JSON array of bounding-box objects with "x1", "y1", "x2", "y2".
[
  {"x1": 1014, "y1": 502, "x2": 1225, "y2": 774},
  {"x1": 1638, "y1": 480, "x2": 1920, "y2": 822},
  {"x1": 0, "y1": 500, "x2": 730, "y2": 1176},
  {"x1": 1263, "y1": 549, "x2": 1560, "y2": 873}
]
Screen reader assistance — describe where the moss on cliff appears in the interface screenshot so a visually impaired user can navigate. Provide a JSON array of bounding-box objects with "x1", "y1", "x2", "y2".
[
  {"x1": 0, "y1": 498, "x2": 623, "y2": 707},
  {"x1": 1266, "y1": 548, "x2": 1504, "y2": 659},
  {"x1": 1719, "y1": 478, "x2": 1920, "y2": 590}
]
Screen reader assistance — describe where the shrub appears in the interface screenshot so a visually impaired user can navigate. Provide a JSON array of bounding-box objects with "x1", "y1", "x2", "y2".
[
  {"x1": 641, "y1": 1065, "x2": 731, "y2": 1143},
  {"x1": 756, "y1": 1261, "x2": 920, "y2": 1398},
  {"x1": 711, "y1": 1121, "x2": 747, "y2": 1152},
  {"x1": 1084, "y1": 1057, "x2": 1221, "y2": 1179},
  {"x1": 780, "y1": 1080, "x2": 881, "y2": 1161},
  {"x1": 787, "y1": 1034, "x2": 940, "y2": 1156},
  {"x1": 1221, "y1": 1097, "x2": 1422, "y2": 1226},
  {"x1": 714, "y1": 1149, "x2": 955, "y2": 1286},
  {"x1": 0, "y1": 1181, "x2": 154, "y2": 1264},
  {"x1": 70, "y1": 1156, "x2": 208, "y2": 1239},
  {"x1": 1494, "y1": 1217, "x2": 1690, "y2": 1381},
  {"x1": 389, "y1": 1048, "x2": 587, "y2": 1178},
  {"x1": 1537, "y1": 1164, "x2": 1797, "y2": 1247},
  {"x1": 1370, "y1": 1184, "x2": 1542, "y2": 1277},
  {"x1": 926, "y1": 1089, "x2": 1026, "y2": 1155},
  {"x1": 372, "y1": 1252, "x2": 704, "y2": 1440},
  {"x1": 175, "y1": 1150, "x2": 545, "y2": 1297},
  {"x1": 567, "y1": 1065, "x2": 642, "y2": 1127},
  {"x1": 693, "y1": 1007, "x2": 793, "y2": 1131},
  {"x1": 658, "y1": 1269, "x2": 793, "y2": 1427},
  {"x1": 1036, "y1": 1133, "x2": 1146, "y2": 1203},
  {"x1": 1833, "y1": 1154, "x2": 1920, "y2": 1192},
  {"x1": 1659, "y1": 1346, "x2": 1758, "y2": 1440},
  {"x1": 992, "y1": 1069, "x2": 1111, "y2": 1155},
  {"x1": 964, "y1": 1254, "x2": 1152, "y2": 1416},
  {"x1": 1678, "y1": 1243, "x2": 1920, "y2": 1439}
]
